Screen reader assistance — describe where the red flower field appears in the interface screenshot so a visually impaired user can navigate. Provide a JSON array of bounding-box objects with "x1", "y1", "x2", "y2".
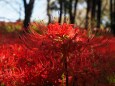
[{"x1": 0, "y1": 23, "x2": 115, "y2": 86}]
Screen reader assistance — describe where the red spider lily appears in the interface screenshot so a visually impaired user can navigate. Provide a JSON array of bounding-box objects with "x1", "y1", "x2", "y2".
[{"x1": 0, "y1": 23, "x2": 115, "y2": 86}]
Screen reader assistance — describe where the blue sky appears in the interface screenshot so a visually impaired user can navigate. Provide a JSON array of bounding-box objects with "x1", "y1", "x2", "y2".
[{"x1": 0, "y1": 0, "x2": 47, "y2": 22}]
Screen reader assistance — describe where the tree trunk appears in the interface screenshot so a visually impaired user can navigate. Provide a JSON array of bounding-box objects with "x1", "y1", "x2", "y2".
[
  {"x1": 47, "y1": 0, "x2": 51, "y2": 24},
  {"x1": 69, "y1": 0, "x2": 74, "y2": 24},
  {"x1": 110, "y1": 0, "x2": 115, "y2": 35},
  {"x1": 59, "y1": 0, "x2": 63, "y2": 23},
  {"x1": 110, "y1": 0, "x2": 113, "y2": 29},
  {"x1": 91, "y1": 0, "x2": 96, "y2": 28},
  {"x1": 113, "y1": 0, "x2": 115, "y2": 35},
  {"x1": 23, "y1": 0, "x2": 35, "y2": 31},
  {"x1": 91, "y1": 0, "x2": 96, "y2": 19},
  {"x1": 73, "y1": 0, "x2": 78, "y2": 24},
  {"x1": 85, "y1": 0, "x2": 92, "y2": 29},
  {"x1": 64, "y1": 1, "x2": 67, "y2": 23},
  {"x1": 97, "y1": 0, "x2": 101, "y2": 28}
]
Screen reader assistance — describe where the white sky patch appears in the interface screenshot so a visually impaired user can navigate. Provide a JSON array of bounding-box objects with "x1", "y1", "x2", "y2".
[
  {"x1": 78, "y1": 1, "x2": 87, "y2": 10},
  {"x1": 0, "y1": 0, "x2": 47, "y2": 22}
]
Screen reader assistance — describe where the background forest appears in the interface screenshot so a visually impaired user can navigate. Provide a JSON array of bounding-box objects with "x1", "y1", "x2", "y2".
[{"x1": 0, "y1": 0, "x2": 115, "y2": 34}]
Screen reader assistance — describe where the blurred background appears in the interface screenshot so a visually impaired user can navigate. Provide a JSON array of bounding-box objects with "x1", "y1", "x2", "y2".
[{"x1": 0, "y1": 0, "x2": 115, "y2": 35}]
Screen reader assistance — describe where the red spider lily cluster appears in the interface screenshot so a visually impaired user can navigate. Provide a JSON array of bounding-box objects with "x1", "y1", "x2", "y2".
[{"x1": 0, "y1": 23, "x2": 115, "y2": 86}]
